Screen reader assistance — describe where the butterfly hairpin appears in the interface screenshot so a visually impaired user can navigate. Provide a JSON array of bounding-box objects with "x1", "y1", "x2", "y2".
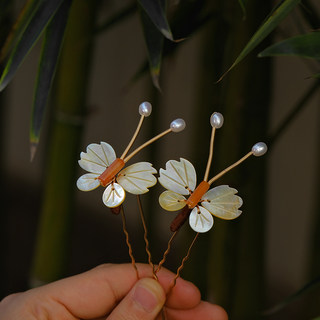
[
  {"x1": 76, "y1": 102, "x2": 186, "y2": 209},
  {"x1": 158, "y1": 112, "x2": 267, "y2": 233}
]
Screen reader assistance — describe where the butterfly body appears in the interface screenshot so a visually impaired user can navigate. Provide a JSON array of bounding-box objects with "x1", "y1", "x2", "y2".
[
  {"x1": 186, "y1": 180, "x2": 210, "y2": 209},
  {"x1": 98, "y1": 158, "x2": 125, "y2": 186}
]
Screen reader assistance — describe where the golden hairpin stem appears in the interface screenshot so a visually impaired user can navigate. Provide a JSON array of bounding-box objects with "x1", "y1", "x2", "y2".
[
  {"x1": 120, "y1": 206, "x2": 139, "y2": 279},
  {"x1": 155, "y1": 231, "x2": 178, "y2": 274},
  {"x1": 136, "y1": 195, "x2": 157, "y2": 280},
  {"x1": 170, "y1": 232, "x2": 199, "y2": 290}
]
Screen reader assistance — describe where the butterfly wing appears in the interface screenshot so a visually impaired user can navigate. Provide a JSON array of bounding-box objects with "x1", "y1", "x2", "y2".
[
  {"x1": 117, "y1": 162, "x2": 157, "y2": 195},
  {"x1": 78, "y1": 142, "x2": 116, "y2": 174},
  {"x1": 189, "y1": 206, "x2": 214, "y2": 233},
  {"x1": 102, "y1": 183, "x2": 125, "y2": 207},
  {"x1": 76, "y1": 173, "x2": 100, "y2": 191},
  {"x1": 158, "y1": 158, "x2": 197, "y2": 195},
  {"x1": 201, "y1": 185, "x2": 243, "y2": 220},
  {"x1": 159, "y1": 190, "x2": 187, "y2": 211}
]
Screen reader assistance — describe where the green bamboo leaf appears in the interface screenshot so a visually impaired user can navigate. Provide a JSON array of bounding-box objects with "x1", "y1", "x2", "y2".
[
  {"x1": 218, "y1": 0, "x2": 301, "y2": 81},
  {"x1": 259, "y1": 32, "x2": 320, "y2": 59},
  {"x1": 138, "y1": 2, "x2": 164, "y2": 90},
  {"x1": 132, "y1": 5, "x2": 213, "y2": 85},
  {"x1": 138, "y1": 0, "x2": 174, "y2": 41},
  {"x1": 238, "y1": 0, "x2": 247, "y2": 19},
  {"x1": 0, "y1": 0, "x2": 65, "y2": 91},
  {"x1": 0, "y1": 0, "x2": 40, "y2": 62},
  {"x1": 262, "y1": 275, "x2": 320, "y2": 316},
  {"x1": 30, "y1": 0, "x2": 72, "y2": 160}
]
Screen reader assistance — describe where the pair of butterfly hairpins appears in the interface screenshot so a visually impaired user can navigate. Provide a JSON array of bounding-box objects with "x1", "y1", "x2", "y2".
[
  {"x1": 76, "y1": 101, "x2": 267, "y2": 285},
  {"x1": 77, "y1": 101, "x2": 267, "y2": 232}
]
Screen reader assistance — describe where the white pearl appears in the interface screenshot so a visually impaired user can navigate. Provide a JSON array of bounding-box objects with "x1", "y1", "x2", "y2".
[
  {"x1": 210, "y1": 112, "x2": 224, "y2": 128},
  {"x1": 139, "y1": 101, "x2": 152, "y2": 117},
  {"x1": 252, "y1": 142, "x2": 267, "y2": 156},
  {"x1": 170, "y1": 118, "x2": 186, "y2": 132}
]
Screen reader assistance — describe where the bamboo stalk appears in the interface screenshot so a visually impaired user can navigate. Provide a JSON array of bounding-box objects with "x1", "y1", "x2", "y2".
[{"x1": 30, "y1": 0, "x2": 98, "y2": 285}]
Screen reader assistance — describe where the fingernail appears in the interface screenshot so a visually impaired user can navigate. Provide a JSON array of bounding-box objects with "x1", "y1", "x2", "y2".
[{"x1": 133, "y1": 279, "x2": 163, "y2": 313}]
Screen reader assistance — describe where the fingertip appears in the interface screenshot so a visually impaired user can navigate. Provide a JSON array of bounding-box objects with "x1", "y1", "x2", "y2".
[
  {"x1": 201, "y1": 301, "x2": 229, "y2": 320},
  {"x1": 165, "y1": 277, "x2": 201, "y2": 309}
]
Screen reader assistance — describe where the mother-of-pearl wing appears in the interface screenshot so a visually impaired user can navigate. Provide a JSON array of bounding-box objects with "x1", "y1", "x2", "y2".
[
  {"x1": 159, "y1": 190, "x2": 186, "y2": 211},
  {"x1": 117, "y1": 162, "x2": 157, "y2": 195},
  {"x1": 102, "y1": 183, "x2": 125, "y2": 207},
  {"x1": 158, "y1": 158, "x2": 197, "y2": 195},
  {"x1": 78, "y1": 142, "x2": 116, "y2": 174},
  {"x1": 189, "y1": 206, "x2": 214, "y2": 233},
  {"x1": 201, "y1": 185, "x2": 243, "y2": 220},
  {"x1": 76, "y1": 173, "x2": 100, "y2": 191}
]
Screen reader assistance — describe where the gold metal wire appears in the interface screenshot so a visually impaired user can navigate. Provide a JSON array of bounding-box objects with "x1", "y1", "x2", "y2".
[
  {"x1": 120, "y1": 115, "x2": 144, "y2": 159},
  {"x1": 124, "y1": 128, "x2": 172, "y2": 162},
  {"x1": 155, "y1": 231, "x2": 178, "y2": 274},
  {"x1": 120, "y1": 205, "x2": 139, "y2": 279},
  {"x1": 208, "y1": 151, "x2": 253, "y2": 185},
  {"x1": 203, "y1": 127, "x2": 216, "y2": 181},
  {"x1": 170, "y1": 232, "x2": 199, "y2": 290},
  {"x1": 136, "y1": 195, "x2": 158, "y2": 280}
]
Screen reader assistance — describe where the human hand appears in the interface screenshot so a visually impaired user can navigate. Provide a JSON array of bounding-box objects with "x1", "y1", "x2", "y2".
[{"x1": 0, "y1": 263, "x2": 228, "y2": 320}]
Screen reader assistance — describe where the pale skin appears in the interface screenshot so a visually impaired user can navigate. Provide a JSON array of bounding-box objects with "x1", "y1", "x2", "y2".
[{"x1": 0, "y1": 263, "x2": 228, "y2": 320}]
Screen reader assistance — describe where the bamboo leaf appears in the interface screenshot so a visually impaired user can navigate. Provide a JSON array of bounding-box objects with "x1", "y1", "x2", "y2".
[
  {"x1": 138, "y1": 2, "x2": 164, "y2": 90},
  {"x1": 132, "y1": 6, "x2": 213, "y2": 85},
  {"x1": 0, "y1": 0, "x2": 65, "y2": 91},
  {"x1": 218, "y1": 0, "x2": 301, "y2": 81},
  {"x1": 30, "y1": 0, "x2": 72, "y2": 160},
  {"x1": 0, "y1": 0, "x2": 40, "y2": 61},
  {"x1": 259, "y1": 32, "x2": 320, "y2": 59},
  {"x1": 138, "y1": 0, "x2": 174, "y2": 41},
  {"x1": 238, "y1": 0, "x2": 247, "y2": 19},
  {"x1": 262, "y1": 275, "x2": 320, "y2": 316}
]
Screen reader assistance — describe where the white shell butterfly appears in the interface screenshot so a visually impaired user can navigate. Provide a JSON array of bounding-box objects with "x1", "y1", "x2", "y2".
[
  {"x1": 77, "y1": 142, "x2": 157, "y2": 208},
  {"x1": 76, "y1": 102, "x2": 186, "y2": 209},
  {"x1": 158, "y1": 158, "x2": 243, "y2": 233},
  {"x1": 158, "y1": 111, "x2": 267, "y2": 233}
]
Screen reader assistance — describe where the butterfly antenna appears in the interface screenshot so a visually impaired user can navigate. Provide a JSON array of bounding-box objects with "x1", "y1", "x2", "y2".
[
  {"x1": 170, "y1": 232, "x2": 199, "y2": 291},
  {"x1": 120, "y1": 206, "x2": 139, "y2": 279},
  {"x1": 208, "y1": 142, "x2": 268, "y2": 185},
  {"x1": 124, "y1": 118, "x2": 186, "y2": 163},
  {"x1": 203, "y1": 112, "x2": 224, "y2": 181},
  {"x1": 136, "y1": 195, "x2": 158, "y2": 280},
  {"x1": 120, "y1": 102, "x2": 152, "y2": 159}
]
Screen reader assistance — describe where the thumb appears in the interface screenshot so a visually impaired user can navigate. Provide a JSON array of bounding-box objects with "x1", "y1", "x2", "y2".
[{"x1": 107, "y1": 278, "x2": 165, "y2": 320}]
